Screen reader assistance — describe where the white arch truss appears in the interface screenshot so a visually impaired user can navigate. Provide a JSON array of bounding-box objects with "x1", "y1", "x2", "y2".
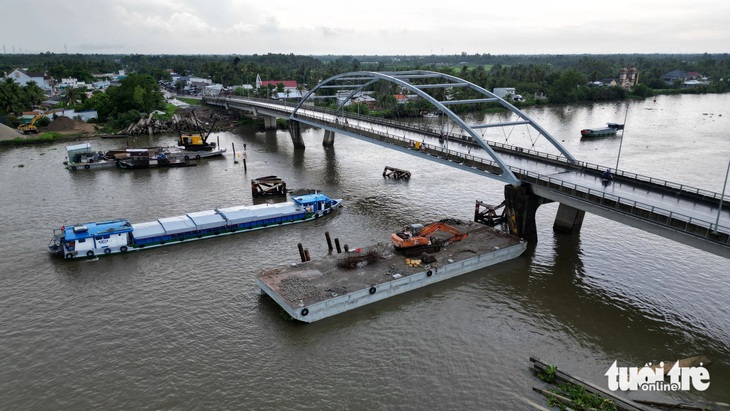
[{"x1": 292, "y1": 70, "x2": 577, "y2": 186}]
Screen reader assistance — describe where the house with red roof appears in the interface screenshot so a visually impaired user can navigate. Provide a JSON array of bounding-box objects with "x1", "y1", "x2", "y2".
[{"x1": 255, "y1": 75, "x2": 304, "y2": 100}]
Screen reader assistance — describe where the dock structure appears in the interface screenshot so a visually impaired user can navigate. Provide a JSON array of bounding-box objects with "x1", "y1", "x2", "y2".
[
  {"x1": 474, "y1": 200, "x2": 506, "y2": 227},
  {"x1": 256, "y1": 222, "x2": 526, "y2": 323},
  {"x1": 382, "y1": 166, "x2": 411, "y2": 179},
  {"x1": 251, "y1": 176, "x2": 287, "y2": 197}
]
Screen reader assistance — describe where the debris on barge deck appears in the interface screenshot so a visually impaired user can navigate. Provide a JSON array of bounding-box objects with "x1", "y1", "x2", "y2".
[{"x1": 256, "y1": 221, "x2": 526, "y2": 323}]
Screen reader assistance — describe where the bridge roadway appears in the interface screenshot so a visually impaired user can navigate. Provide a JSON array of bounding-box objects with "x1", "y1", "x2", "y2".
[{"x1": 205, "y1": 96, "x2": 730, "y2": 258}]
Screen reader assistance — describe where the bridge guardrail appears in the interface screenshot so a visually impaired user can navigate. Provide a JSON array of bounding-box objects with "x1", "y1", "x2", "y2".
[
  {"x1": 513, "y1": 168, "x2": 730, "y2": 245},
  {"x1": 211, "y1": 96, "x2": 730, "y2": 204},
  {"x1": 329, "y1": 114, "x2": 730, "y2": 245},
  {"x1": 209, "y1": 97, "x2": 730, "y2": 243}
]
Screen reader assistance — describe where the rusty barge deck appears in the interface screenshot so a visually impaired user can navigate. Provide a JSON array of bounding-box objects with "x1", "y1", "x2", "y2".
[{"x1": 256, "y1": 222, "x2": 527, "y2": 323}]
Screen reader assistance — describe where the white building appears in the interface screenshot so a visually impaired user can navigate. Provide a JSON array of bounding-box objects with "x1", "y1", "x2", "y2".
[
  {"x1": 4, "y1": 69, "x2": 53, "y2": 91},
  {"x1": 492, "y1": 87, "x2": 523, "y2": 101}
]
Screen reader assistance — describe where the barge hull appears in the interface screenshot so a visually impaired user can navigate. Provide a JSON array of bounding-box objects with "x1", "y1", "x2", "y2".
[{"x1": 256, "y1": 223, "x2": 526, "y2": 323}]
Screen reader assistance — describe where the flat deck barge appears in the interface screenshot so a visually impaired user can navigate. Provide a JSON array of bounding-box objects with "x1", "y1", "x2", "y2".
[{"x1": 256, "y1": 222, "x2": 526, "y2": 323}]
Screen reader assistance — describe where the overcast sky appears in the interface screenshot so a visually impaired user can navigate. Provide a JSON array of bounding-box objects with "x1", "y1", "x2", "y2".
[{"x1": 2, "y1": 0, "x2": 728, "y2": 55}]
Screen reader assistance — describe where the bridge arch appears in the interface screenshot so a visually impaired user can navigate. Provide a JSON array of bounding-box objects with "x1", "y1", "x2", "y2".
[{"x1": 291, "y1": 70, "x2": 577, "y2": 186}]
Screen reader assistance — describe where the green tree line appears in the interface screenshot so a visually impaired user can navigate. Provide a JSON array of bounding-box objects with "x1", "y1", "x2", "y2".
[{"x1": 2, "y1": 52, "x2": 729, "y2": 127}]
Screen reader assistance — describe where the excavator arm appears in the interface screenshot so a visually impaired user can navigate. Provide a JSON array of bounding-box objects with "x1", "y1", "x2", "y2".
[{"x1": 391, "y1": 222, "x2": 468, "y2": 251}]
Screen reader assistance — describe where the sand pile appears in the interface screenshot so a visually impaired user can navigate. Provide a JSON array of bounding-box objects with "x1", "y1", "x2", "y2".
[
  {"x1": 0, "y1": 123, "x2": 22, "y2": 141},
  {"x1": 46, "y1": 116, "x2": 76, "y2": 131},
  {"x1": 46, "y1": 116, "x2": 95, "y2": 134}
]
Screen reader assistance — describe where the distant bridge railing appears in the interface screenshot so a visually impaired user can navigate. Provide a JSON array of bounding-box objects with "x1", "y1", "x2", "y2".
[
  {"x1": 209, "y1": 96, "x2": 730, "y2": 242},
  {"x1": 209, "y1": 96, "x2": 730, "y2": 206}
]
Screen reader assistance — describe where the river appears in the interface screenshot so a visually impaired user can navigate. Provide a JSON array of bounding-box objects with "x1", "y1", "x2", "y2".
[{"x1": 1, "y1": 93, "x2": 728, "y2": 409}]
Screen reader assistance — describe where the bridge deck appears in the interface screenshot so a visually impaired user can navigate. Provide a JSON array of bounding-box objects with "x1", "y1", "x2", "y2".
[{"x1": 206, "y1": 97, "x2": 730, "y2": 255}]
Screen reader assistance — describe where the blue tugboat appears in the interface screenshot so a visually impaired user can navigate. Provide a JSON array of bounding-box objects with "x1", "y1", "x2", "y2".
[{"x1": 49, "y1": 193, "x2": 342, "y2": 259}]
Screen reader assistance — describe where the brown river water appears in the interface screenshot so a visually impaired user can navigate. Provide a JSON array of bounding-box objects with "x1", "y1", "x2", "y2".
[{"x1": 1, "y1": 93, "x2": 729, "y2": 409}]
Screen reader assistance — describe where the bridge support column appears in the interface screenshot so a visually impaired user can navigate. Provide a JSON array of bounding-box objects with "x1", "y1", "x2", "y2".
[
  {"x1": 288, "y1": 120, "x2": 306, "y2": 149},
  {"x1": 553, "y1": 203, "x2": 586, "y2": 234},
  {"x1": 323, "y1": 130, "x2": 335, "y2": 147},
  {"x1": 263, "y1": 115, "x2": 277, "y2": 130},
  {"x1": 504, "y1": 184, "x2": 550, "y2": 243}
]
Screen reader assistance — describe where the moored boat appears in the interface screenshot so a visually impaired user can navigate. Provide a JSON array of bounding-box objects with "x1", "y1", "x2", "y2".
[
  {"x1": 115, "y1": 149, "x2": 194, "y2": 169},
  {"x1": 177, "y1": 109, "x2": 220, "y2": 152},
  {"x1": 580, "y1": 127, "x2": 618, "y2": 138},
  {"x1": 65, "y1": 144, "x2": 225, "y2": 171},
  {"x1": 176, "y1": 146, "x2": 226, "y2": 160},
  {"x1": 49, "y1": 193, "x2": 343, "y2": 259}
]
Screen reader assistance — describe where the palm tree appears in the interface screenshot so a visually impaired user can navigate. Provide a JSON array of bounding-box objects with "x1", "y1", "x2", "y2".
[
  {"x1": 63, "y1": 86, "x2": 82, "y2": 108},
  {"x1": 0, "y1": 78, "x2": 22, "y2": 115}
]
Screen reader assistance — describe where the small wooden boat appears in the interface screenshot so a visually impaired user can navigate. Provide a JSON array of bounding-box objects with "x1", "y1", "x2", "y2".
[{"x1": 580, "y1": 127, "x2": 617, "y2": 138}]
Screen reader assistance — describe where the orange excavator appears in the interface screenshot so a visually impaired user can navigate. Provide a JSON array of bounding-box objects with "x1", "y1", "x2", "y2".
[{"x1": 391, "y1": 222, "x2": 468, "y2": 256}]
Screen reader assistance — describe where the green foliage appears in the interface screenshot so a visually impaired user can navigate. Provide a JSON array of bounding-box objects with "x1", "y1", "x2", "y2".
[
  {"x1": 81, "y1": 92, "x2": 113, "y2": 120},
  {"x1": 537, "y1": 365, "x2": 557, "y2": 383},
  {"x1": 176, "y1": 97, "x2": 201, "y2": 106},
  {"x1": 111, "y1": 109, "x2": 143, "y2": 130},
  {"x1": 547, "y1": 382, "x2": 618, "y2": 411},
  {"x1": 5, "y1": 113, "x2": 19, "y2": 127},
  {"x1": 235, "y1": 117, "x2": 257, "y2": 126},
  {"x1": 106, "y1": 73, "x2": 165, "y2": 116},
  {"x1": 0, "y1": 79, "x2": 26, "y2": 115},
  {"x1": 35, "y1": 116, "x2": 51, "y2": 127},
  {"x1": 3, "y1": 52, "x2": 730, "y2": 124},
  {"x1": 630, "y1": 83, "x2": 654, "y2": 98},
  {"x1": 159, "y1": 103, "x2": 177, "y2": 120},
  {"x1": 342, "y1": 103, "x2": 370, "y2": 116},
  {"x1": 549, "y1": 69, "x2": 588, "y2": 103}
]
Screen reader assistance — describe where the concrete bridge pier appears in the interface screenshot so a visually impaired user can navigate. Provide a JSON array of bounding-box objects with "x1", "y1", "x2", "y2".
[
  {"x1": 504, "y1": 184, "x2": 551, "y2": 243},
  {"x1": 263, "y1": 115, "x2": 277, "y2": 130},
  {"x1": 553, "y1": 203, "x2": 586, "y2": 234},
  {"x1": 288, "y1": 120, "x2": 306, "y2": 149},
  {"x1": 323, "y1": 130, "x2": 335, "y2": 147}
]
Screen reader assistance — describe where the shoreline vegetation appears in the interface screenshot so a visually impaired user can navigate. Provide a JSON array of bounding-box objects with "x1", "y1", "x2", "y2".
[
  {"x1": 0, "y1": 88, "x2": 722, "y2": 148},
  {"x1": 3, "y1": 52, "x2": 729, "y2": 147}
]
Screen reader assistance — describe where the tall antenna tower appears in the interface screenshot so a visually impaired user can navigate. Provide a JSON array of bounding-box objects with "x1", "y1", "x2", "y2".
[{"x1": 64, "y1": 44, "x2": 67, "y2": 54}]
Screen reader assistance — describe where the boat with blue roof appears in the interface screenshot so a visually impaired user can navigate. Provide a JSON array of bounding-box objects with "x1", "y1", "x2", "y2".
[{"x1": 49, "y1": 193, "x2": 342, "y2": 259}]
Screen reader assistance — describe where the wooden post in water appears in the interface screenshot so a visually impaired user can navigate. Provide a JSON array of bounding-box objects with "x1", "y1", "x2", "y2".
[
  {"x1": 232, "y1": 143, "x2": 237, "y2": 164},
  {"x1": 334, "y1": 238, "x2": 342, "y2": 254},
  {"x1": 325, "y1": 232, "x2": 333, "y2": 251},
  {"x1": 303, "y1": 249, "x2": 310, "y2": 262},
  {"x1": 243, "y1": 143, "x2": 247, "y2": 172},
  {"x1": 297, "y1": 243, "x2": 306, "y2": 262}
]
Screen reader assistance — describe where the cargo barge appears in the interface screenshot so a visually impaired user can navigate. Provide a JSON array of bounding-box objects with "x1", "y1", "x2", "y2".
[
  {"x1": 64, "y1": 143, "x2": 225, "y2": 171},
  {"x1": 256, "y1": 221, "x2": 526, "y2": 323},
  {"x1": 49, "y1": 193, "x2": 342, "y2": 259}
]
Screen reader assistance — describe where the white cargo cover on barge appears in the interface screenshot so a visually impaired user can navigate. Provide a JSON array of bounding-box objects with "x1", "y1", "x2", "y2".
[
  {"x1": 256, "y1": 222, "x2": 526, "y2": 323},
  {"x1": 49, "y1": 193, "x2": 341, "y2": 259}
]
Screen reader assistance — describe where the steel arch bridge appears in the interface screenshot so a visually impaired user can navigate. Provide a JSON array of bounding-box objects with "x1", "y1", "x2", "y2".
[{"x1": 291, "y1": 70, "x2": 578, "y2": 186}]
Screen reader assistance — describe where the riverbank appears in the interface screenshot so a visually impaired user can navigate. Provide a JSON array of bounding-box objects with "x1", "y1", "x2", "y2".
[{"x1": 0, "y1": 130, "x2": 99, "y2": 147}]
